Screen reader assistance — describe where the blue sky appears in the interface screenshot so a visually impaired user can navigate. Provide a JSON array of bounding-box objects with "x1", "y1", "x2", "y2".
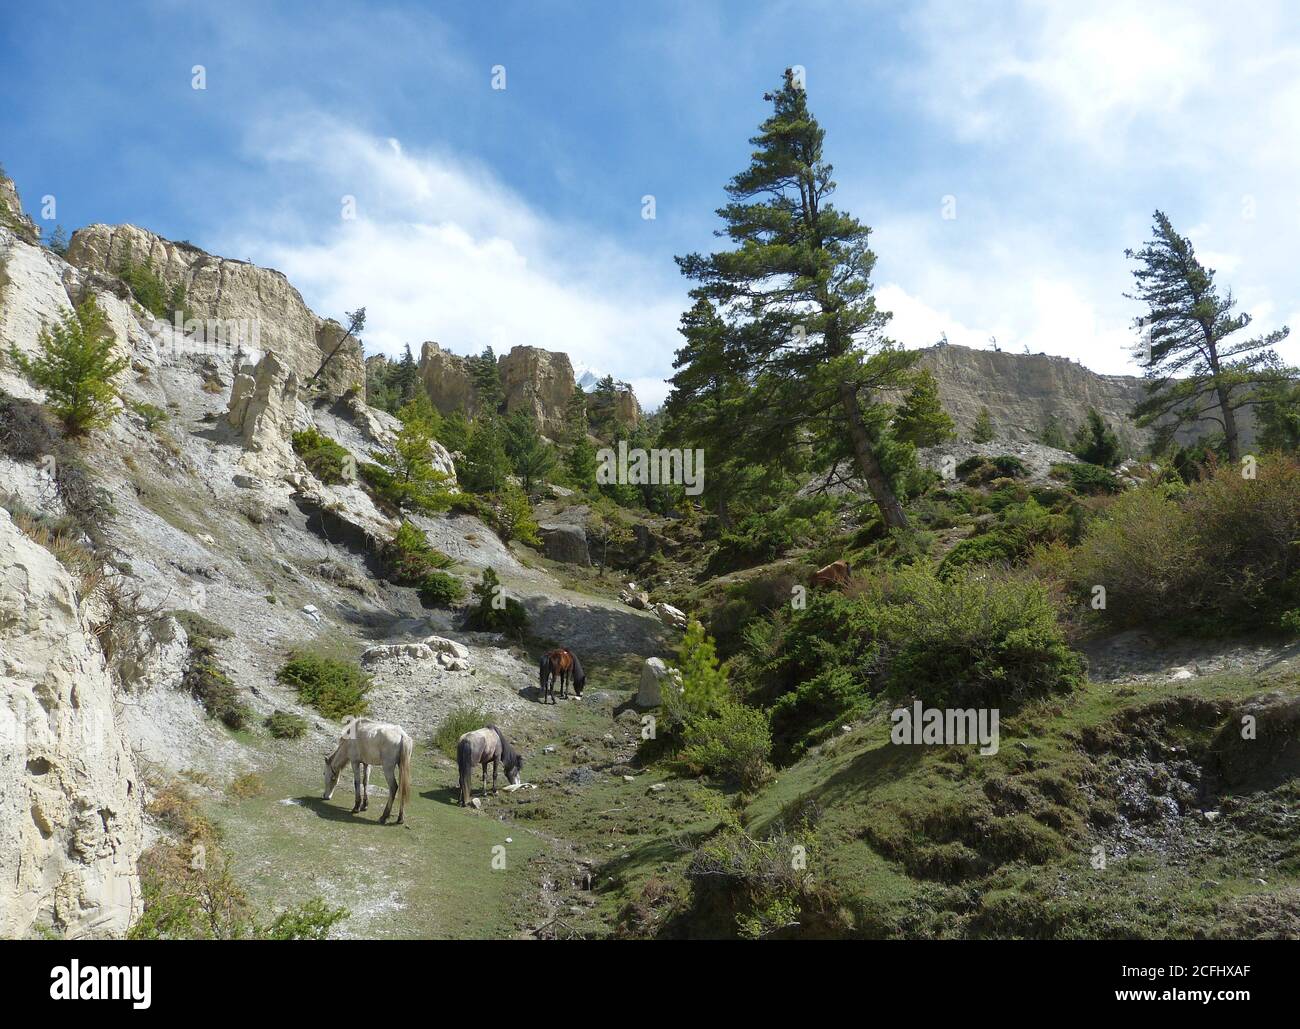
[{"x1": 3, "y1": 0, "x2": 1297, "y2": 407}]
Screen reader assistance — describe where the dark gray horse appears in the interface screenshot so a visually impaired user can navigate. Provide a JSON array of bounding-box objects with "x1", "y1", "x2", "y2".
[{"x1": 457, "y1": 725, "x2": 523, "y2": 806}]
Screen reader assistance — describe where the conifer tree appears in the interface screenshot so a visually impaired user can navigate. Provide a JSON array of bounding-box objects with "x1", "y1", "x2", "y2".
[
  {"x1": 10, "y1": 297, "x2": 126, "y2": 436},
  {"x1": 1127, "y1": 211, "x2": 1290, "y2": 462},
  {"x1": 892, "y1": 369, "x2": 955, "y2": 447},
  {"x1": 674, "y1": 69, "x2": 916, "y2": 529}
]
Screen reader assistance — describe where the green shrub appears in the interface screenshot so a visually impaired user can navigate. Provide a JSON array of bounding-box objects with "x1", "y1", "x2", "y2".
[
  {"x1": 432, "y1": 702, "x2": 492, "y2": 759},
  {"x1": 8, "y1": 298, "x2": 127, "y2": 435},
  {"x1": 129, "y1": 400, "x2": 169, "y2": 431},
  {"x1": 939, "y1": 499, "x2": 1070, "y2": 576},
  {"x1": 117, "y1": 249, "x2": 187, "y2": 319},
  {"x1": 1072, "y1": 459, "x2": 1300, "y2": 632},
  {"x1": 679, "y1": 699, "x2": 773, "y2": 790},
  {"x1": 463, "y1": 566, "x2": 528, "y2": 637},
  {"x1": 276, "y1": 652, "x2": 371, "y2": 720},
  {"x1": 749, "y1": 563, "x2": 1082, "y2": 756},
  {"x1": 1053, "y1": 461, "x2": 1120, "y2": 495},
  {"x1": 870, "y1": 563, "x2": 1084, "y2": 709},
  {"x1": 181, "y1": 626, "x2": 248, "y2": 730},
  {"x1": 381, "y1": 521, "x2": 464, "y2": 608},
  {"x1": 292, "y1": 427, "x2": 351, "y2": 484},
  {"x1": 265, "y1": 710, "x2": 308, "y2": 739},
  {"x1": 706, "y1": 496, "x2": 835, "y2": 574}
]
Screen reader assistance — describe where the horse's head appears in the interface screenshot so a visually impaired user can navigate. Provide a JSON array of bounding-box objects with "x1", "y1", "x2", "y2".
[
  {"x1": 507, "y1": 753, "x2": 524, "y2": 786},
  {"x1": 323, "y1": 747, "x2": 342, "y2": 799}
]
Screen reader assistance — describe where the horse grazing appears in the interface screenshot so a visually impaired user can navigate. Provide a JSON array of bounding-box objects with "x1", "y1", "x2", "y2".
[
  {"x1": 457, "y1": 725, "x2": 524, "y2": 806},
  {"x1": 539, "y1": 648, "x2": 586, "y2": 704},
  {"x1": 324, "y1": 717, "x2": 413, "y2": 824}
]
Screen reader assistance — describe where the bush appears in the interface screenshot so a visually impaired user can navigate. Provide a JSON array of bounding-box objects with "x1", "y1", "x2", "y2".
[
  {"x1": 463, "y1": 567, "x2": 528, "y2": 638},
  {"x1": 276, "y1": 652, "x2": 371, "y2": 720},
  {"x1": 432, "y1": 702, "x2": 492, "y2": 759},
  {"x1": 265, "y1": 710, "x2": 307, "y2": 739},
  {"x1": 291, "y1": 427, "x2": 351, "y2": 484},
  {"x1": 8, "y1": 298, "x2": 127, "y2": 435},
  {"x1": 679, "y1": 699, "x2": 773, "y2": 791},
  {"x1": 869, "y1": 563, "x2": 1084, "y2": 709},
  {"x1": 1072, "y1": 459, "x2": 1300, "y2": 632},
  {"x1": 183, "y1": 633, "x2": 248, "y2": 730},
  {"x1": 381, "y1": 521, "x2": 464, "y2": 608},
  {"x1": 748, "y1": 563, "x2": 1082, "y2": 756},
  {"x1": 1053, "y1": 461, "x2": 1120, "y2": 495},
  {"x1": 117, "y1": 248, "x2": 187, "y2": 320},
  {"x1": 131, "y1": 781, "x2": 346, "y2": 940}
]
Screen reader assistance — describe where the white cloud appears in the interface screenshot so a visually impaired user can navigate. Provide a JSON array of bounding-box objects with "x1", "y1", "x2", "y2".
[{"x1": 216, "y1": 114, "x2": 685, "y2": 409}]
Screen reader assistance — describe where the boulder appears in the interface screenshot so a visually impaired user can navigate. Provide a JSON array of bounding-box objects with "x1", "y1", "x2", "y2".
[
  {"x1": 620, "y1": 583, "x2": 650, "y2": 610},
  {"x1": 651, "y1": 602, "x2": 688, "y2": 631},
  {"x1": 539, "y1": 523, "x2": 591, "y2": 566},
  {"x1": 425, "y1": 636, "x2": 470, "y2": 661},
  {"x1": 362, "y1": 643, "x2": 436, "y2": 665},
  {"x1": 636, "y1": 656, "x2": 680, "y2": 708},
  {"x1": 0, "y1": 509, "x2": 143, "y2": 938}
]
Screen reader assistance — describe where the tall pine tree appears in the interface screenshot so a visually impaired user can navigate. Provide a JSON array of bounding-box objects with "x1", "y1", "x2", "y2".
[
  {"x1": 1127, "y1": 211, "x2": 1290, "y2": 462},
  {"x1": 675, "y1": 69, "x2": 915, "y2": 529}
]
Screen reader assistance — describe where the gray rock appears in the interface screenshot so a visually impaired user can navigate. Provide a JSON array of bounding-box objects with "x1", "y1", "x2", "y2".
[{"x1": 539, "y1": 523, "x2": 591, "y2": 566}]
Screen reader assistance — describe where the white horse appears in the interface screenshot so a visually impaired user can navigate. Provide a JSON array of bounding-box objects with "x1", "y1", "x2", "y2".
[{"x1": 324, "y1": 717, "x2": 413, "y2": 824}]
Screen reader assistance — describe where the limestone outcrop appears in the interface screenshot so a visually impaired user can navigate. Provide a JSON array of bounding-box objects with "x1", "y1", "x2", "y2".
[
  {"x1": 916, "y1": 343, "x2": 1252, "y2": 449},
  {"x1": 0, "y1": 169, "x2": 39, "y2": 244},
  {"x1": 65, "y1": 224, "x2": 364, "y2": 394},
  {"x1": 227, "y1": 350, "x2": 302, "y2": 478},
  {"x1": 0, "y1": 509, "x2": 143, "y2": 938},
  {"x1": 418, "y1": 342, "x2": 478, "y2": 420},
  {"x1": 498, "y1": 345, "x2": 575, "y2": 439}
]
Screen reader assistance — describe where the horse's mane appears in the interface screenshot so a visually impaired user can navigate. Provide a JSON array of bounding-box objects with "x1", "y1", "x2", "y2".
[
  {"x1": 569, "y1": 650, "x2": 585, "y2": 685},
  {"x1": 488, "y1": 723, "x2": 522, "y2": 771}
]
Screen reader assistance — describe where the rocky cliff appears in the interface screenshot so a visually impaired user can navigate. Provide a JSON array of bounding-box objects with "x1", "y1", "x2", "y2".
[
  {"x1": 0, "y1": 509, "x2": 143, "y2": 938},
  {"x1": 917, "y1": 343, "x2": 1248, "y2": 450},
  {"x1": 64, "y1": 224, "x2": 364, "y2": 395},
  {"x1": 417, "y1": 342, "x2": 617, "y2": 441}
]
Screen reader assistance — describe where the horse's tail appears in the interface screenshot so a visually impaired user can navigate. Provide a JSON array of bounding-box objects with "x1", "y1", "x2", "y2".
[
  {"x1": 398, "y1": 733, "x2": 412, "y2": 815},
  {"x1": 456, "y1": 734, "x2": 473, "y2": 806},
  {"x1": 538, "y1": 653, "x2": 550, "y2": 690}
]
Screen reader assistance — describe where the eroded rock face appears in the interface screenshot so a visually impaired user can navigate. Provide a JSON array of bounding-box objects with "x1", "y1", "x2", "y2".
[
  {"x1": 65, "y1": 224, "x2": 363, "y2": 394},
  {"x1": 0, "y1": 509, "x2": 143, "y2": 938},
  {"x1": 0, "y1": 170, "x2": 39, "y2": 243},
  {"x1": 498, "y1": 346, "x2": 575, "y2": 440},
  {"x1": 227, "y1": 350, "x2": 301, "y2": 478},
  {"x1": 418, "y1": 341, "x2": 477, "y2": 420},
  {"x1": 917, "y1": 343, "x2": 1251, "y2": 449}
]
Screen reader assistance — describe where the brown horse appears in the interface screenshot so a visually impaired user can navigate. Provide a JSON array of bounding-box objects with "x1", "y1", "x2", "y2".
[{"x1": 539, "y1": 648, "x2": 586, "y2": 704}]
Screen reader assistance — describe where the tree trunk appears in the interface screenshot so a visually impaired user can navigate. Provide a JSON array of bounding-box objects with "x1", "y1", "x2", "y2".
[
  {"x1": 1218, "y1": 384, "x2": 1242, "y2": 463},
  {"x1": 839, "y1": 381, "x2": 909, "y2": 531}
]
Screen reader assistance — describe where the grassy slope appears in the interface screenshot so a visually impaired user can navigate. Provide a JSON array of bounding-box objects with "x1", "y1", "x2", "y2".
[
  {"x1": 212, "y1": 741, "x2": 543, "y2": 939},
  {"x1": 499, "y1": 657, "x2": 1300, "y2": 939}
]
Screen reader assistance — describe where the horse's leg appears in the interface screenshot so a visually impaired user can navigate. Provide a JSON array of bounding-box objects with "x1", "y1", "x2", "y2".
[
  {"x1": 378, "y1": 761, "x2": 396, "y2": 823},
  {"x1": 351, "y1": 760, "x2": 362, "y2": 813},
  {"x1": 360, "y1": 763, "x2": 370, "y2": 811},
  {"x1": 491, "y1": 756, "x2": 498, "y2": 794}
]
